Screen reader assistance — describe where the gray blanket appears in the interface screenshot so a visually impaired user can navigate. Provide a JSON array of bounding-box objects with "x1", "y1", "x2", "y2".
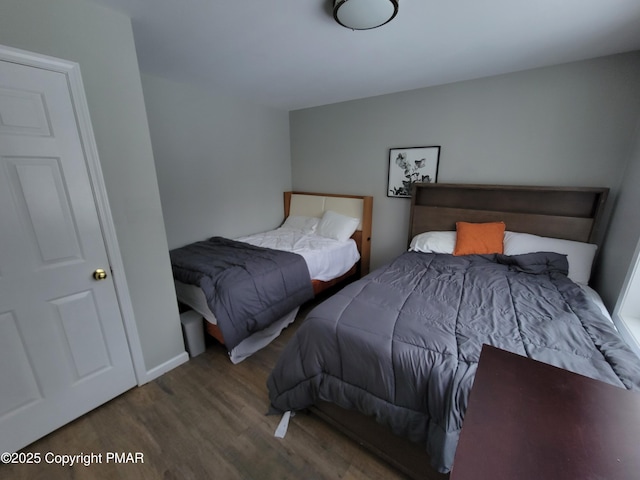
[
  {"x1": 170, "y1": 237, "x2": 314, "y2": 350},
  {"x1": 267, "y1": 251, "x2": 640, "y2": 473}
]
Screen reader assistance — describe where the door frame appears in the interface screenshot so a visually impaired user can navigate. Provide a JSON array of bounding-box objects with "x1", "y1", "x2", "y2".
[{"x1": 0, "y1": 44, "x2": 147, "y2": 385}]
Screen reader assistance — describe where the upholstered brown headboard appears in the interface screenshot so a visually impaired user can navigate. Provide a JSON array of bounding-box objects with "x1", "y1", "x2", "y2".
[{"x1": 408, "y1": 183, "x2": 609, "y2": 246}]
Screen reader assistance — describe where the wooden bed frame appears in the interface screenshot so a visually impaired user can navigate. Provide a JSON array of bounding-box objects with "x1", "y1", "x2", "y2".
[
  {"x1": 205, "y1": 190, "x2": 374, "y2": 344},
  {"x1": 309, "y1": 183, "x2": 609, "y2": 480}
]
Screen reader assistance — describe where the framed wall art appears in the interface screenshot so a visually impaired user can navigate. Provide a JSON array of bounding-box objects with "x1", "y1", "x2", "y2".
[{"x1": 387, "y1": 146, "x2": 440, "y2": 198}]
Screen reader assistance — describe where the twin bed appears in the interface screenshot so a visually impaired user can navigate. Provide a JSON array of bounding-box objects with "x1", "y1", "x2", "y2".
[
  {"x1": 170, "y1": 191, "x2": 373, "y2": 363},
  {"x1": 266, "y1": 183, "x2": 640, "y2": 478}
]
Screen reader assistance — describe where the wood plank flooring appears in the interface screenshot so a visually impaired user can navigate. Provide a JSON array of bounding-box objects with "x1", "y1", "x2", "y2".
[{"x1": 1, "y1": 301, "x2": 407, "y2": 480}]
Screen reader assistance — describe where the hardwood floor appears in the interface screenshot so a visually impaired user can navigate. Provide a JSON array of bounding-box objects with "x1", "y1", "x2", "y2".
[{"x1": 2, "y1": 301, "x2": 407, "y2": 480}]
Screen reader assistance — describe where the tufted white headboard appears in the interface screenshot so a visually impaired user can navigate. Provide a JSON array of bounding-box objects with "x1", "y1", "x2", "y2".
[
  {"x1": 288, "y1": 193, "x2": 365, "y2": 230},
  {"x1": 284, "y1": 191, "x2": 373, "y2": 276}
]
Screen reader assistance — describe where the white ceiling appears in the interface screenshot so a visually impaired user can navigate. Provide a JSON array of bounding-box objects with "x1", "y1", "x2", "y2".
[{"x1": 91, "y1": 0, "x2": 640, "y2": 111}]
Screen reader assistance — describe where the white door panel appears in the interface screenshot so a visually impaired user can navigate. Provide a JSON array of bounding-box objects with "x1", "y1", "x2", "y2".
[
  {"x1": 0, "y1": 56, "x2": 136, "y2": 452},
  {"x1": 8, "y1": 158, "x2": 83, "y2": 265},
  {"x1": 0, "y1": 311, "x2": 42, "y2": 418},
  {"x1": 0, "y1": 86, "x2": 52, "y2": 137}
]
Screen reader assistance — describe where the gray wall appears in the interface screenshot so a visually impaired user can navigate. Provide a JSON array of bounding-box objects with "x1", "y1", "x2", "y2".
[
  {"x1": 141, "y1": 74, "x2": 292, "y2": 249},
  {"x1": 0, "y1": 0, "x2": 185, "y2": 373},
  {"x1": 596, "y1": 121, "x2": 640, "y2": 309},
  {"x1": 290, "y1": 52, "x2": 640, "y2": 276}
]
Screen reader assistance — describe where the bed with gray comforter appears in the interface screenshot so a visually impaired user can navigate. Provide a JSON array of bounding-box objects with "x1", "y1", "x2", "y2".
[
  {"x1": 267, "y1": 251, "x2": 640, "y2": 473},
  {"x1": 170, "y1": 236, "x2": 314, "y2": 351}
]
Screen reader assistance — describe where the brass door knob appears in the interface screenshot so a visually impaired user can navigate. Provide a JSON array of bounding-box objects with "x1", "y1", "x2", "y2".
[{"x1": 93, "y1": 268, "x2": 108, "y2": 280}]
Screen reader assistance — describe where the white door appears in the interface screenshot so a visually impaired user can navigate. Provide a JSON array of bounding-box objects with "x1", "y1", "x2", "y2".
[{"x1": 0, "y1": 57, "x2": 136, "y2": 452}]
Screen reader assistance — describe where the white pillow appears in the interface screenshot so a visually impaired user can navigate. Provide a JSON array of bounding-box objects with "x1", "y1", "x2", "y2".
[
  {"x1": 316, "y1": 210, "x2": 359, "y2": 242},
  {"x1": 409, "y1": 231, "x2": 456, "y2": 254},
  {"x1": 281, "y1": 215, "x2": 319, "y2": 233},
  {"x1": 503, "y1": 231, "x2": 597, "y2": 285}
]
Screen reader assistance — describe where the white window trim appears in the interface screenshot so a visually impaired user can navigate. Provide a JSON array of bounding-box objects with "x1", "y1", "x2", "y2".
[{"x1": 613, "y1": 237, "x2": 640, "y2": 359}]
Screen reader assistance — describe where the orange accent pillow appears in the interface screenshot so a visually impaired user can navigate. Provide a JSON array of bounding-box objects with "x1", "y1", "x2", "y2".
[{"x1": 453, "y1": 221, "x2": 505, "y2": 256}]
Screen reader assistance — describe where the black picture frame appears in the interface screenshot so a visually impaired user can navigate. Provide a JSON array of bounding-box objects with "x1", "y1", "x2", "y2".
[{"x1": 387, "y1": 146, "x2": 440, "y2": 198}]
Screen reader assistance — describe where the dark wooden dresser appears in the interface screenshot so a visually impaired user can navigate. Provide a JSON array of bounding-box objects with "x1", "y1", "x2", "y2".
[{"x1": 450, "y1": 344, "x2": 640, "y2": 480}]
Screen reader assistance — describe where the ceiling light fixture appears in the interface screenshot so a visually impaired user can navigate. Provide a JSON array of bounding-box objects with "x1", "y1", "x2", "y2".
[{"x1": 333, "y1": 0, "x2": 399, "y2": 30}]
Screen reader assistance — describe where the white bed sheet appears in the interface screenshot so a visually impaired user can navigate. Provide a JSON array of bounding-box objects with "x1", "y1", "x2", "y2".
[{"x1": 235, "y1": 226, "x2": 360, "y2": 282}]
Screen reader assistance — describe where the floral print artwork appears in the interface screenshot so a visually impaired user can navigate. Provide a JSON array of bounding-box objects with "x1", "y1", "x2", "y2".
[{"x1": 388, "y1": 146, "x2": 440, "y2": 197}]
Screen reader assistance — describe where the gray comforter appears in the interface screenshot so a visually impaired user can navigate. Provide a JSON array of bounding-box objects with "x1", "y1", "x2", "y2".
[
  {"x1": 170, "y1": 237, "x2": 314, "y2": 350},
  {"x1": 267, "y1": 251, "x2": 640, "y2": 473}
]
